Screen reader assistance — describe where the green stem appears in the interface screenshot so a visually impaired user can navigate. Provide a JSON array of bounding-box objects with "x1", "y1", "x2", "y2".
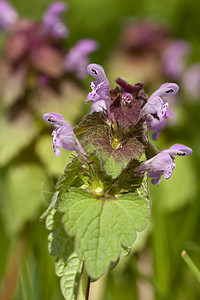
[
  {"x1": 181, "y1": 250, "x2": 200, "y2": 283},
  {"x1": 77, "y1": 264, "x2": 91, "y2": 300}
]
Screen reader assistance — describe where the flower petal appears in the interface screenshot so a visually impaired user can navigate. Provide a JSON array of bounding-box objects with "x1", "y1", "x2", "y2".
[
  {"x1": 87, "y1": 63, "x2": 111, "y2": 111},
  {"x1": 165, "y1": 144, "x2": 193, "y2": 156},
  {"x1": 43, "y1": 113, "x2": 65, "y2": 126},
  {"x1": 134, "y1": 144, "x2": 192, "y2": 185},
  {"x1": 87, "y1": 63, "x2": 108, "y2": 85},
  {"x1": 154, "y1": 83, "x2": 179, "y2": 97},
  {"x1": 90, "y1": 100, "x2": 107, "y2": 113},
  {"x1": 43, "y1": 112, "x2": 86, "y2": 156}
]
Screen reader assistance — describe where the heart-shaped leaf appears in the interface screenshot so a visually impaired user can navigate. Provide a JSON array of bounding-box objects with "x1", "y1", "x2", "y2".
[
  {"x1": 46, "y1": 209, "x2": 83, "y2": 300},
  {"x1": 59, "y1": 180, "x2": 150, "y2": 279}
]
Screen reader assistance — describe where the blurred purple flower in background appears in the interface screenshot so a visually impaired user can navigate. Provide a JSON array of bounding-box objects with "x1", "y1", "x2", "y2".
[
  {"x1": 182, "y1": 63, "x2": 200, "y2": 100},
  {"x1": 108, "y1": 19, "x2": 200, "y2": 107},
  {"x1": 0, "y1": 0, "x2": 18, "y2": 31},
  {"x1": 119, "y1": 20, "x2": 170, "y2": 54},
  {"x1": 162, "y1": 40, "x2": 191, "y2": 80},
  {"x1": 134, "y1": 144, "x2": 192, "y2": 184},
  {"x1": 0, "y1": 1, "x2": 98, "y2": 108},
  {"x1": 43, "y1": 1, "x2": 69, "y2": 38},
  {"x1": 65, "y1": 39, "x2": 99, "y2": 78}
]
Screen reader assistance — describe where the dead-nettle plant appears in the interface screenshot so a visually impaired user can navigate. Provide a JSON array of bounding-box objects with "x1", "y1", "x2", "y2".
[{"x1": 41, "y1": 63, "x2": 192, "y2": 299}]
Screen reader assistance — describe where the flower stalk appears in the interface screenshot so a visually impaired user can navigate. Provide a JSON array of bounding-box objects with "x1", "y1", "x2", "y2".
[
  {"x1": 181, "y1": 250, "x2": 200, "y2": 283},
  {"x1": 77, "y1": 264, "x2": 91, "y2": 300}
]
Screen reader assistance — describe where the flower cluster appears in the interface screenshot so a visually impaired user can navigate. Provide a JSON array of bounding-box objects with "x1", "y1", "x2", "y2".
[
  {"x1": 44, "y1": 63, "x2": 192, "y2": 185},
  {"x1": 110, "y1": 19, "x2": 200, "y2": 104},
  {"x1": 0, "y1": 1, "x2": 98, "y2": 107}
]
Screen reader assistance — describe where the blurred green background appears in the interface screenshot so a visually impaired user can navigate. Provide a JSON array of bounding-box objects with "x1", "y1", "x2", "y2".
[{"x1": 0, "y1": 0, "x2": 200, "y2": 299}]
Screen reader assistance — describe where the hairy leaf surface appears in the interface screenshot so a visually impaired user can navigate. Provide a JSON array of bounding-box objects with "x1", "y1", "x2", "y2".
[
  {"x1": 56, "y1": 157, "x2": 83, "y2": 192},
  {"x1": 73, "y1": 112, "x2": 106, "y2": 136},
  {"x1": 46, "y1": 209, "x2": 83, "y2": 300},
  {"x1": 81, "y1": 125, "x2": 144, "y2": 178},
  {"x1": 59, "y1": 182, "x2": 150, "y2": 279}
]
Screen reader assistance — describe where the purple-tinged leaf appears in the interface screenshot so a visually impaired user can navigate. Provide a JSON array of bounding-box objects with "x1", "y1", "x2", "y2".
[{"x1": 82, "y1": 124, "x2": 144, "y2": 178}]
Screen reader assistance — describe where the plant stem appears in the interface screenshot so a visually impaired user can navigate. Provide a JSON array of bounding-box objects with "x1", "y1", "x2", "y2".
[
  {"x1": 77, "y1": 264, "x2": 91, "y2": 300},
  {"x1": 85, "y1": 276, "x2": 91, "y2": 300},
  {"x1": 181, "y1": 250, "x2": 200, "y2": 283}
]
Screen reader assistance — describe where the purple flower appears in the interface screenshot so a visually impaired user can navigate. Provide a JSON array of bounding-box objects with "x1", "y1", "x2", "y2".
[
  {"x1": 146, "y1": 108, "x2": 174, "y2": 140},
  {"x1": 121, "y1": 93, "x2": 133, "y2": 107},
  {"x1": 87, "y1": 63, "x2": 111, "y2": 112},
  {"x1": 43, "y1": 113, "x2": 86, "y2": 156},
  {"x1": 0, "y1": 0, "x2": 18, "y2": 31},
  {"x1": 141, "y1": 83, "x2": 179, "y2": 119},
  {"x1": 182, "y1": 63, "x2": 200, "y2": 100},
  {"x1": 146, "y1": 114, "x2": 166, "y2": 141},
  {"x1": 134, "y1": 144, "x2": 192, "y2": 185},
  {"x1": 65, "y1": 39, "x2": 98, "y2": 79},
  {"x1": 43, "y1": 1, "x2": 69, "y2": 38},
  {"x1": 162, "y1": 40, "x2": 191, "y2": 79},
  {"x1": 90, "y1": 99, "x2": 107, "y2": 113}
]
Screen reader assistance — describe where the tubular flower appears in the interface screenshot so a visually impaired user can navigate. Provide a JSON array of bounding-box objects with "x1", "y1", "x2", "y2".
[
  {"x1": 134, "y1": 144, "x2": 192, "y2": 185},
  {"x1": 0, "y1": 0, "x2": 18, "y2": 31},
  {"x1": 65, "y1": 39, "x2": 99, "y2": 79},
  {"x1": 87, "y1": 63, "x2": 111, "y2": 112},
  {"x1": 141, "y1": 83, "x2": 179, "y2": 119},
  {"x1": 42, "y1": 1, "x2": 69, "y2": 38},
  {"x1": 146, "y1": 108, "x2": 174, "y2": 140},
  {"x1": 141, "y1": 83, "x2": 179, "y2": 139},
  {"x1": 43, "y1": 113, "x2": 86, "y2": 157}
]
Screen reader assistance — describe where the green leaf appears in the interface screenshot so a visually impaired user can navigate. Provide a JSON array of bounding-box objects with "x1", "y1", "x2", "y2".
[
  {"x1": 56, "y1": 157, "x2": 83, "y2": 192},
  {"x1": 108, "y1": 160, "x2": 143, "y2": 195},
  {"x1": 40, "y1": 191, "x2": 59, "y2": 220},
  {"x1": 46, "y1": 209, "x2": 83, "y2": 300},
  {"x1": 59, "y1": 183, "x2": 150, "y2": 279},
  {"x1": 73, "y1": 112, "x2": 106, "y2": 136},
  {"x1": 82, "y1": 125, "x2": 144, "y2": 178}
]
